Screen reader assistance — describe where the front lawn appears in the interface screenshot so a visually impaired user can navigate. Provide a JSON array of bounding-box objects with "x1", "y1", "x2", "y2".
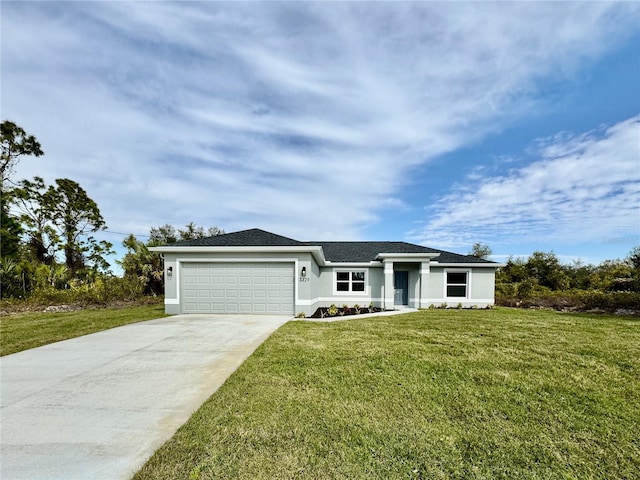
[
  {"x1": 134, "y1": 308, "x2": 639, "y2": 479},
  {"x1": 0, "y1": 304, "x2": 168, "y2": 356}
]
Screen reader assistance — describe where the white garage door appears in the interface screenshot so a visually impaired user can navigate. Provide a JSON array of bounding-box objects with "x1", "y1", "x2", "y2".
[{"x1": 181, "y1": 262, "x2": 294, "y2": 314}]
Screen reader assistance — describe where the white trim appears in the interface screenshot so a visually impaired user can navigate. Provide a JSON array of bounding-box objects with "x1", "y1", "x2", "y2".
[
  {"x1": 421, "y1": 298, "x2": 495, "y2": 306},
  {"x1": 299, "y1": 296, "x2": 495, "y2": 308},
  {"x1": 324, "y1": 261, "x2": 383, "y2": 267},
  {"x1": 152, "y1": 245, "x2": 326, "y2": 265},
  {"x1": 443, "y1": 268, "x2": 471, "y2": 300},
  {"x1": 431, "y1": 262, "x2": 504, "y2": 268},
  {"x1": 154, "y1": 246, "x2": 318, "y2": 254},
  {"x1": 297, "y1": 296, "x2": 382, "y2": 306},
  {"x1": 332, "y1": 268, "x2": 369, "y2": 296},
  {"x1": 175, "y1": 257, "x2": 300, "y2": 264},
  {"x1": 420, "y1": 261, "x2": 431, "y2": 275},
  {"x1": 164, "y1": 298, "x2": 179, "y2": 305},
  {"x1": 378, "y1": 253, "x2": 439, "y2": 259}
]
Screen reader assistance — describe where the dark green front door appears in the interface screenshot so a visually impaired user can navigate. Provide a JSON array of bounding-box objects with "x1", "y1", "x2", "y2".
[{"x1": 394, "y1": 271, "x2": 409, "y2": 306}]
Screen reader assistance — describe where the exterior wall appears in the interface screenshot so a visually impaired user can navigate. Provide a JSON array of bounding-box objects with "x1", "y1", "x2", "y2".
[
  {"x1": 470, "y1": 268, "x2": 496, "y2": 301},
  {"x1": 161, "y1": 251, "x2": 497, "y2": 315},
  {"x1": 162, "y1": 254, "x2": 180, "y2": 314},
  {"x1": 295, "y1": 253, "x2": 314, "y2": 315},
  {"x1": 162, "y1": 251, "x2": 315, "y2": 316},
  {"x1": 307, "y1": 265, "x2": 384, "y2": 314},
  {"x1": 369, "y1": 268, "x2": 384, "y2": 308},
  {"x1": 425, "y1": 267, "x2": 496, "y2": 308},
  {"x1": 427, "y1": 268, "x2": 445, "y2": 301}
]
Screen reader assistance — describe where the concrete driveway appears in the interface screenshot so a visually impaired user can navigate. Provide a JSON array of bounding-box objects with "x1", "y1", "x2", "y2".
[{"x1": 0, "y1": 314, "x2": 290, "y2": 480}]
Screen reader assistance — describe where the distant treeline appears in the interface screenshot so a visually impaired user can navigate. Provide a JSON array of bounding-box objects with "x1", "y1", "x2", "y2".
[{"x1": 495, "y1": 250, "x2": 640, "y2": 312}]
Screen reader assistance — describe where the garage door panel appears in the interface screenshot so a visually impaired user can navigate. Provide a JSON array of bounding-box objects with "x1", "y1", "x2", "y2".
[
  {"x1": 252, "y1": 303, "x2": 267, "y2": 313},
  {"x1": 239, "y1": 303, "x2": 253, "y2": 313},
  {"x1": 267, "y1": 289, "x2": 283, "y2": 298},
  {"x1": 180, "y1": 262, "x2": 293, "y2": 314}
]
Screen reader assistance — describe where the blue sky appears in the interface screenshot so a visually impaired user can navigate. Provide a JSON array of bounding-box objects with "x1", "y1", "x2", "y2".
[{"x1": 2, "y1": 1, "x2": 639, "y2": 270}]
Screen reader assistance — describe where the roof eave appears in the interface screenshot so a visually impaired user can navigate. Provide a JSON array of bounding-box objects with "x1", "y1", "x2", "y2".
[
  {"x1": 324, "y1": 261, "x2": 383, "y2": 267},
  {"x1": 150, "y1": 245, "x2": 328, "y2": 266},
  {"x1": 431, "y1": 262, "x2": 505, "y2": 268},
  {"x1": 376, "y1": 252, "x2": 441, "y2": 260}
]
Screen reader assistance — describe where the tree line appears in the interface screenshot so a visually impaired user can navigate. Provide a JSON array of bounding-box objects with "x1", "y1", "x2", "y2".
[
  {"x1": 471, "y1": 243, "x2": 640, "y2": 311},
  {"x1": 0, "y1": 120, "x2": 223, "y2": 302}
]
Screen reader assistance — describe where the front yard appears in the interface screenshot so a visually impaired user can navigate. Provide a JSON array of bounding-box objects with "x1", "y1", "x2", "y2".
[
  {"x1": 134, "y1": 308, "x2": 639, "y2": 479},
  {"x1": 0, "y1": 304, "x2": 167, "y2": 356}
]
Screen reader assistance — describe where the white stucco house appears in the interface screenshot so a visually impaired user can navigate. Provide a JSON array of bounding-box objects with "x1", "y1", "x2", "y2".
[{"x1": 150, "y1": 228, "x2": 501, "y2": 316}]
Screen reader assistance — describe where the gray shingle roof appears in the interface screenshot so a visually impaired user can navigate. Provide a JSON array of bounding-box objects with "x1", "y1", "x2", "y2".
[
  {"x1": 168, "y1": 228, "x2": 304, "y2": 247},
  {"x1": 305, "y1": 241, "x2": 433, "y2": 262},
  {"x1": 305, "y1": 241, "x2": 494, "y2": 263},
  {"x1": 166, "y1": 228, "x2": 495, "y2": 264},
  {"x1": 421, "y1": 248, "x2": 496, "y2": 264}
]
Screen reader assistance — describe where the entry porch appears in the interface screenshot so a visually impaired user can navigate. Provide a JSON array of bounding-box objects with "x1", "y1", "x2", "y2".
[{"x1": 380, "y1": 254, "x2": 438, "y2": 310}]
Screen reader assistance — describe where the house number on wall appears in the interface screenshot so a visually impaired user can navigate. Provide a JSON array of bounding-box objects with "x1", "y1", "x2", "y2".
[{"x1": 299, "y1": 277, "x2": 310, "y2": 282}]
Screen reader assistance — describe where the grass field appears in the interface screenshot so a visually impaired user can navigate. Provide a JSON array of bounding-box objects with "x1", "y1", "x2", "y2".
[
  {"x1": 134, "y1": 308, "x2": 639, "y2": 480},
  {"x1": 0, "y1": 304, "x2": 167, "y2": 356}
]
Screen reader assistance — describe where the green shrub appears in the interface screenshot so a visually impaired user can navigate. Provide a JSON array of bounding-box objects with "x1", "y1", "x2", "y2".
[
  {"x1": 576, "y1": 290, "x2": 640, "y2": 311},
  {"x1": 496, "y1": 289, "x2": 640, "y2": 312},
  {"x1": 17, "y1": 276, "x2": 146, "y2": 307}
]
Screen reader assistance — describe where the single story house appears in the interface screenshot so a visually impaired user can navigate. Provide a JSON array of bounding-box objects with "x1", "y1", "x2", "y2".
[{"x1": 151, "y1": 228, "x2": 501, "y2": 316}]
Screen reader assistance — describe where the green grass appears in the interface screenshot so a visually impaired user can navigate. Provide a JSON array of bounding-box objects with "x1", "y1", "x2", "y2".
[
  {"x1": 134, "y1": 308, "x2": 640, "y2": 480},
  {"x1": 0, "y1": 304, "x2": 168, "y2": 356}
]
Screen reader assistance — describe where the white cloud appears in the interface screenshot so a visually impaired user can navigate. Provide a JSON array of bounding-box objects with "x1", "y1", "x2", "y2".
[
  {"x1": 410, "y1": 116, "x2": 640, "y2": 248},
  {"x1": 1, "y1": 1, "x2": 638, "y2": 251}
]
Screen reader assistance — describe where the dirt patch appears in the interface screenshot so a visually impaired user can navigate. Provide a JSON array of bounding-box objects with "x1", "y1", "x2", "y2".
[{"x1": 43, "y1": 305, "x2": 77, "y2": 313}]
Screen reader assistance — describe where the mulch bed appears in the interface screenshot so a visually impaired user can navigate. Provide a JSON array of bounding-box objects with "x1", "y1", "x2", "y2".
[{"x1": 309, "y1": 306, "x2": 384, "y2": 318}]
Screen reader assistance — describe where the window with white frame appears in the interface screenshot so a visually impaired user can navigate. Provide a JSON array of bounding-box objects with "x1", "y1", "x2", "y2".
[
  {"x1": 336, "y1": 270, "x2": 366, "y2": 292},
  {"x1": 446, "y1": 271, "x2": 468, "y2": 297}
]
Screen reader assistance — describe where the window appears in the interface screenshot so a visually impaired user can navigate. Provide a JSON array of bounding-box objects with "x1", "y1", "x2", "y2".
[
  {"x1": 446, "y1": 271, "x2": 468, "y2": 297},
  {"x1": 336, "y1": 271, "x2": 366, "y2": 292}
]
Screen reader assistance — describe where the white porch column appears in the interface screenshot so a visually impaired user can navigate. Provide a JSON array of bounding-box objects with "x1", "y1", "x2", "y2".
[
  {"x1": 384, "y1": 260, "x2": 394, "y2": 310},
  {"x1": 419, "y1": 261, "x2": 430, "y2": 308}
]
